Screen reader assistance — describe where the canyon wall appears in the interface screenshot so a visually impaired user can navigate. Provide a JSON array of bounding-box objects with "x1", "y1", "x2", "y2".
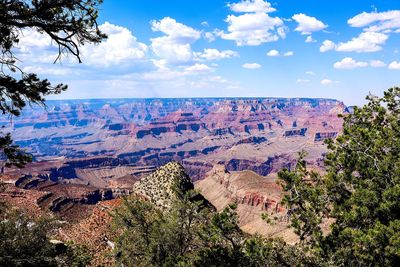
[{"x1": 3, "y1": 97, "x2": 346, "y2": 181}]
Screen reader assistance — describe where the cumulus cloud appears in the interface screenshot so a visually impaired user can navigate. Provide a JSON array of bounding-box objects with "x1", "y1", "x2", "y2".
[
  {"x1": 219, "y1": 0, "x2": 286, "y2": 46},
  {"x1": 150, "y1": 17, "x2": 201, "y2": 64},
  {"x1": 388, "y1": 61, "x2": 400, "y2": 70},
  {"x1": 320, "y1": 40, "x2": 336, "y2": 52},
  {"x1": 17, "y1": 29, "x2": 52, "y2": 52},
  {"x1": 305, "y1": 71, "x2": 315, "y2": 75},
  {"x1": 370, "y1": 60, "x2": 386, "y2": 67},
  {"x1": 184, "y1": 63, "x2": 214, "y2": 74},
  {"x1": 204, "y1": 32, "x2": 216, "y2": 42},
  {"x1": 13, "y1": 20, "x2": 242, "y2": 98},
  {"x1": 321, "y1": 79, "x2": 333, "y2": 86},
  {"x1": 151, "y1": 17, "x2": 200, "y2": 41},
  {"x1": 320, "y1": 32, "x2": 388, "y2": 53},
  {"x1": 266, "y1": 49, "x2": 279, "y2": 56},
  {"x1": 195, "y1": 48, "x2": 239, "y2": 61},
  {"x1": 15, "y1": 30, "x2": 59, "y2": 65},
  {"x1": 22, "y1": 65, "x2": 72, "y2": 76},
  {"x1": 336, "y1": 31, "x2": 388, "y2": 53},
  {"x1": 219, "y1": 13, "x2": 286, "y2": 46},
  {"x1": 333, "y1": 57, "x2": 368, "y2": 69},
  {"x1": 81, "y1": 22, "x2": 148, "y2": 67},
  {"x1": 266, "y1": 49, "x2": 294, "y2": 56},
  {"x1": 317, "y1": 10, "x2": 399, "y2": 56},
  {"x1": 17, "y1": 22, "x2": 149, "y2": 68},
  {"x1": 292, "y1": 13, "x2": 328, "y2": 35},
  {"x1": 348, "y1": 10, "x2": 400, "y2": 32},
  {"x1": 305, "y1": 35, "x2": 316, "y2": 43},
  {"x1": 228, "y1": 0, "x2": 276, "y2": 13},
  {"x1": 242, "y1": 63, "x2": 262, "y2": 69},
  {"x1": 333, "y1": 58, "x2": 387, "y2": 69}
]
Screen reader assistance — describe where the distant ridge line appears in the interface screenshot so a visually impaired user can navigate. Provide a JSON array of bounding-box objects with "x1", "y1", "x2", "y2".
[{"x1": 45, "y1": 97, "x2": 342, "y2": 103}]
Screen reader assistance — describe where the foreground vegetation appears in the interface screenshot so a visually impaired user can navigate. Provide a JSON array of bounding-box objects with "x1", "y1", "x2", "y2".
[{"x1": 0, "y1": 191, "x2": 91, "y2": 266}]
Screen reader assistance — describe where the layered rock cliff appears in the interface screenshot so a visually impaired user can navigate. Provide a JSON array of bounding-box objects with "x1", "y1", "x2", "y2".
[
  {"x1": 4, "y1": 97, "x2": 345, "y2": 182},
  {"x1": 196, "y1": 165, "x2": 296, "y2": 241}
]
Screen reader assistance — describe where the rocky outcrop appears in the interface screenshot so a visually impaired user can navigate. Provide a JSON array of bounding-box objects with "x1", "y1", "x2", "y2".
[
  {"x1": 314, "y1": 131, "x2": 338, "y2": 142},
  {"x1": 134, "y1": 112, "x2": 206, "y2": 139},
  {"x1": 208, "y1": 166, "x2": 283, "y2": 214},
  {"x1": 236, "y1": 136, "x2": 268, "y2": 145},
  {"x1": 224, "y1": 159, "x2": 273, "y2": 175},
  {"x1": 235, "y1": 192, "x2": 284, "y2": 213},
  {"x1": 283, "y1": 128, "x2": 308, "y2": 137},
  {"x1": 131, "y1": 162, "x2": 213, "y2": 213},
  {"x1": 182, "y1": 160, "x2": 214, "y2": 181},
  {"x1": 132, "y1": 162, "x2": 193, "y2": 209},
  {"x1": 196, "y1": 165, "x2": 292, "y2": 238}
]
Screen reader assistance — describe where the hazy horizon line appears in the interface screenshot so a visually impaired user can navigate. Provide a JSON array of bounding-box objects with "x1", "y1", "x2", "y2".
[{"x1": 46, "y1": 96, "x2": 344, "y2": 102}]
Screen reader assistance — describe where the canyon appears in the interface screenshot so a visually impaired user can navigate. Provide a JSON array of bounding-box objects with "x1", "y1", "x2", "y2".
[{"x1": 1, "y1": 97, "x2": 346, "y2": 237}]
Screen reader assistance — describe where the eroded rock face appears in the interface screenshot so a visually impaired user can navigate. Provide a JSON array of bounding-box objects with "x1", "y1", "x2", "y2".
[
  {"x1": 195, "y1": 165, "x2": 295, "y2": 240},
  {"x1": 2, "y1": 97, "x2": 345, "y2": 187},
  {"x1": 197, "y1": 165, "x2": 282, "y2": 213},
  {"x1": 314, "y1": 131, "x2": 338, "y2": 142},
  {"x1": 5, "y1": 98, "x2": 345, "y2": 168}
]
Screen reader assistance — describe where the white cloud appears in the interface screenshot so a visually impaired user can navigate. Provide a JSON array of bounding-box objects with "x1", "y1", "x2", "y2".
[
  {"x1": 266, "y1": 49, "x2": 293, "y2": 56},
  {"x1": 81, "y1": 22, "x2": 148, "y2": 67},
  {"x1": 333, "y1": 57, "x2": 368, "y2": 69},
  {"x1": 201, "y1": 21, "x2": 209, "y2": 27},
  {"x1": 320, "y1": 32, "x2": 388, "y2": 53},
  {"x1": 22, "y1": 66, "x2": 72, "y2": 76},
  {"x1": 13, "y1": 21, "x2": 243, "y2": 98},
  {"x1": 336, "y1": 31, "x2": 388, "y2": 53},
  {"x1": 348, "y1": 10, "x2": 400, "y2": 32},
  {"x1": 17, "y1": 22, "x2": 149, "y2": 68},
  {"x1": 296, "y1": 79, "x2": 310, "y2": 83},
  {"x1": 266, "y1": 49, "x2": 279, "y2": 56},
  {"x1": 204, "y1": 32, "x2": 216, "y2": 42},
  {"x1": 18, "y1": 29, "x2": 52, "y2": 52},
  {"x1": 195, "y1": 48, "x2": 239, "y2": 61},
  {"x1": 150, "y1": 17, "x2": 201, "y2": 64},
  {"x1": 219, "y1": 2, "x2": 286, "y2": 46},
  {"x1": 370, "y1": 60, "x2": 386, "y2": 68},
  {"x1": 320, "y1": 40, "x2": 336, "y2": 52},
  {"x1": 333, "y1": 58, "x2": 387, "y2": 69},
  {"x1": 151, "y1": 17, "x2": 200, "y2": 41},
  {"x1": 305, "y1": 71, "x2": 315, "y2": 75},
  {"x1": 321, "y1": 79, "x2": 333, "y2": 86},
  {"x1": 305, "y1": 35, "x2": 316, "y2": 43},
  {"x1": 242, "y1": 63, "x2": 262, "y2": 69},
  {"x1": 388, "y1": 61, "x2": 400, "y2": 70},
  {"x1": 151, "y1": 38, "x2": 192, "y2": 64},
  {"x1": 141, "y1": 64, "x2": 215, "y2": 81},
  {"x1": 15, "y1": 30, "x2": 59, "y2": 65},
  {"x1": 228, "y1": 0, "x2": 276, "y2": 13},
  {"x1": 184, "y1": 63, "x2": 214, "y2": 74},
  {"x1": 292, "y1": 13, "x2": 328, "y2": 35}
]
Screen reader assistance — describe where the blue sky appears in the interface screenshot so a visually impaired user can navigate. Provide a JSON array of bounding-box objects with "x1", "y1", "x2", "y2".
[{"x1": 17, "y1": 0, "x2": 400, "y2": 105}]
